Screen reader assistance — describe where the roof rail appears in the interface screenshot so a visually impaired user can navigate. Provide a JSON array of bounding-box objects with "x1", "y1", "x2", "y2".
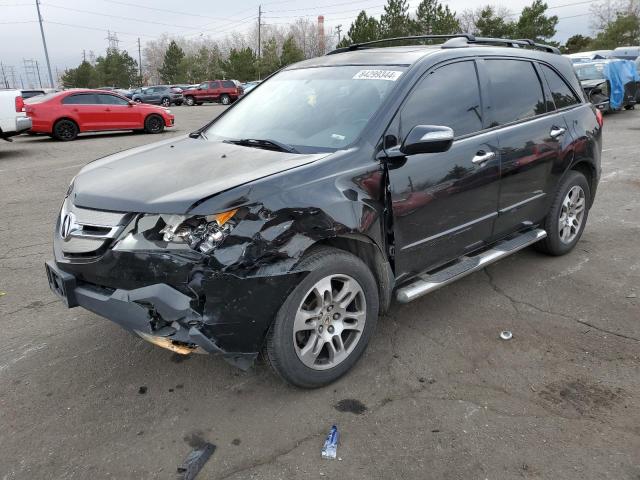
[
  {"x1": 327, "y1": 34, "x2": 476, "y2": 55},
  {"x1": 327, "y1": 34, "x2": 560, "y2": 55}
]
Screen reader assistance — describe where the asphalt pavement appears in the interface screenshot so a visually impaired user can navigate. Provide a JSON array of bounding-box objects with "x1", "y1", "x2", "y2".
[{"x1": 0, "y1": 104, "x2": 638, "y2": 479}]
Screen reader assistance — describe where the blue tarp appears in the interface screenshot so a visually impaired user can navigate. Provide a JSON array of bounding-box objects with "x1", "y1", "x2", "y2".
[{"x1": 603, "y1": 60, "x2": 640, "y2": 109}]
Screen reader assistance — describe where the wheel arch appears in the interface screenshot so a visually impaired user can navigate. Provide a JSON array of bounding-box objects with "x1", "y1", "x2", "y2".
[
  {"x1": 568, "y1": 159, "x2": 597, "y2": 207},
  {"x1": 307, "y1": 234, "x2": 394, "y2": 313},
  {"x1": 53, "y1": 116, "x2": 79, "y2": 132}
]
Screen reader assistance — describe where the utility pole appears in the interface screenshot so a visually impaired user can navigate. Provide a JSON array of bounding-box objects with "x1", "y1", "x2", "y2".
[
  {"x1": 82, "y1": 49, "x2": 86, "y2": 62},
  {"x1": 257, "y1": 5, "x2": 262, "y2": 80},
  {"x1": 336, "y1": 24, "x2": 342, "y2": 44},
  {"x1": 137, "y1": 37, "x2": 143, "y2": 85},
  {"x1": 35, "y1": 0, "x2": 55, "y2": 88}
]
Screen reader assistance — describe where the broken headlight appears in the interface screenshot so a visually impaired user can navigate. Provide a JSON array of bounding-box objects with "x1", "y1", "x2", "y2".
[{"x1": 159, "y1": 209, "x2": 237, "y2": 254}]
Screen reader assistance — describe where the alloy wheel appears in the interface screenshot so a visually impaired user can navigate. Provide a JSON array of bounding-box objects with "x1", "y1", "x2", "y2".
[
  {"x1": 293, "y1": 274, "x2": 366, "y2": 370},
  {"x1": 161, "y1": 98, "x2": 170, "y2": 107},
  {"x1": 558, "y1": 185, "x2": 586, "y2": 244}
]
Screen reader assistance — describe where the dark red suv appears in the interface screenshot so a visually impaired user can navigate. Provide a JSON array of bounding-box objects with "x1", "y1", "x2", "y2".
[{"x1": 182, "y1": 80, "x2": 243, "y2": 106}]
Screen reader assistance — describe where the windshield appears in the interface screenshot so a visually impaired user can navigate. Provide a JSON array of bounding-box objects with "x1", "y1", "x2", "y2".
[
  {"x1": 204, "y1": 66, "x2": 407, "y2": 152},
  {"x1": 575, "y1": 64, "x2": 606, "y2": 81}
]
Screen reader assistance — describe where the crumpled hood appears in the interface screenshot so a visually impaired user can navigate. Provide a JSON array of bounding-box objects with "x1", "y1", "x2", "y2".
[{"x1": 72, "y1": 135, "x2": 328, "y2": 214}]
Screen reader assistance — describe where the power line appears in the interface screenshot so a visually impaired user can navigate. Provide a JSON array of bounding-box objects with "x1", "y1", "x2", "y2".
[{"x1": 100, "y1": 0, "x2": 256, "y2": 23}]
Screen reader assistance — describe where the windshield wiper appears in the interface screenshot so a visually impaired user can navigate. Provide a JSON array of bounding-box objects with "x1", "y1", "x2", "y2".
[{"x1": 223, "y1": 138, "x2": 299, "y2": 154}]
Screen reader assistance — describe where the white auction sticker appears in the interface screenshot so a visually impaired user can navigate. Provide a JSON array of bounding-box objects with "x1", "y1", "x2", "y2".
[{"x1": 352, "y1": 70, "x2": 403, "y2": 81}]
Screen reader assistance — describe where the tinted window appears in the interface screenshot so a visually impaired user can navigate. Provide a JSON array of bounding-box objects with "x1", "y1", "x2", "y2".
[
  {"x1": 62, "y1": 94, "x2": 98, "y2": 105},
  {"x1": 486, "y1": 60, "x2": 546, "y2": 127},
  {"x1": 400, "y1": 61, "x2": 483, "y2": 138},
  {"x1": 222, "y1": 80, "x2": 235, "y2": 88},
  {"x1": 209, "y1": 81, "x2": 221, "y2": 89},
  {"x1": 98, "y1": 94, "x2": 129, "y2": 105},
  {"x1": 541, "y1": 65, "x2": 580, "y2": 109}
]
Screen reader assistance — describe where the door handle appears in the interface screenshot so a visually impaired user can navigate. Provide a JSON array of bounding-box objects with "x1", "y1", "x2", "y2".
[
  {"x1": 550, "y1": 126, "x2": 566, "y2": 138},
  {"x1": 472, "y1": 151, "x2": 495, "y2": 165}
]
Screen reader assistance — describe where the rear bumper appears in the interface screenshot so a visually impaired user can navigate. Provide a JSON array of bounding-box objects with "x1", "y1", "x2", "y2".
[{"x1": 1, "y1": 116, "x2": 32, "y2": 138}]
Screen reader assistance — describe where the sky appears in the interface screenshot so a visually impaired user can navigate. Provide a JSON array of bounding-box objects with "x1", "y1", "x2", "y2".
[{"x1": 0, "y1": 0, "x2": 593, "y2": 88}]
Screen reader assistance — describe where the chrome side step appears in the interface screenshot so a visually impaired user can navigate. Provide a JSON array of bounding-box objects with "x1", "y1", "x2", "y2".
[{"x1": 395, "y1": 228, "x2": 547, "y2": 303}]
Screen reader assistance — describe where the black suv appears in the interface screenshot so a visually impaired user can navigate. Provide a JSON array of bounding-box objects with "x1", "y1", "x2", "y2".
[{"x1": 46, "y1": 35, "x2": 602, "y2": 388}]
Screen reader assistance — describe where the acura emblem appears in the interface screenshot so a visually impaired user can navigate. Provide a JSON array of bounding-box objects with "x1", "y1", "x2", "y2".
[{"x1": 60, "y1": 211, "x2": 79, "y2": 240}]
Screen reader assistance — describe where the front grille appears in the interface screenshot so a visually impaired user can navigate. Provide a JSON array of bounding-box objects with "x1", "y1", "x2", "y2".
[{"x1": 58, "y1": 198, "x2": 129, "y2": 256}]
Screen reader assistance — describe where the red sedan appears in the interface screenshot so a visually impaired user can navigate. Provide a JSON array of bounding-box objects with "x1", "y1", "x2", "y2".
[{"x1": 25, "y1": 89, "x2": 175, "y2": 141}]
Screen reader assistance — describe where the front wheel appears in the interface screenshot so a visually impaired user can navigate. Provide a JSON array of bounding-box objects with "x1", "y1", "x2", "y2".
[
  {"x1": 144, "y1": 114, "x2": 164, "y2": 134},
  {"x1": 535, "y1": 170, "x2": 590, "y2": 256},
  {"x1": 160, "y1": 97, "x2": 171, "y2": 107},
  {"x1": 263, "y1": 247, "x2": 379, "y2": 388},
  {"x1": 185, "y1": 96, "x2": 195, "y2": 106}
]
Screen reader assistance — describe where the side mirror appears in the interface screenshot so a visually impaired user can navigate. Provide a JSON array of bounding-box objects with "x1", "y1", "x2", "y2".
[
  {"x1": 197, "y1": 86, "x2": 203, "y2": 90},
  {"x1": 401, "y1": 125, "x2": 454, "y2": 155},
  {"x1": 128, "y1": 101, "x2": 135, "y2": 106}
]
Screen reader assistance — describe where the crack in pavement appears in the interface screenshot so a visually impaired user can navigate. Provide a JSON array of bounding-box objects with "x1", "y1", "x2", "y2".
[
  {"x1": 217, "y1": 429, "x2": 325, "y2": 480},
  {"x1": 483, "y1": 268, "x2": 639, "y2": 343}
]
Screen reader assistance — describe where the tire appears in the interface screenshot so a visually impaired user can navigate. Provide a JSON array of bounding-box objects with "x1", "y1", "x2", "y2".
[
  {"x1": 263, "y1": 247, "x2": 379, "y2": 388},
  {"x1": 144, "y1": 114, "x2": 164, "y2": 134},
  {"x1": 175, "y1": 100, "x2": 183, "y2": 106},
  {"x1": 185, "y1": 96, "x2": 195, "y2": 106},
  {"x1": 160, "y1": 97, "x2": 171, "y2": 107},
  {"x1": 52, "y1": 119, "x2": 79, "y2": 141},
  {"x1": 134, "y1": 98, "x2": 142, "y2": 104},
  {"x1": 220, "y1": 94, "x2": 230, "y2": 105},
  {"x1": 535, "y1": 170, "x2": 591, "y2": 256}
]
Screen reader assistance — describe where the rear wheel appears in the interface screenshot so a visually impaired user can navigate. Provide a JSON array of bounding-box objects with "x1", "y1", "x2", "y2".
[
  {"x1": 220, "y1": 94, "x2": 231, "y2": 105},
  {"x1": 144, "y1": 114, "x2": 164, "y2": 134},
  {"x1": 52, "y1": 119, "x2": 78, "y2": 141},
  {"x1": 535, "y1": 170, "x2": 590, "y2": 256},
  {"x1": 185, "y1": 96, "x2": 195, "y2": 106},
  {"x1": 263, "y1": 247, "x2": 378, "y2": 388}
]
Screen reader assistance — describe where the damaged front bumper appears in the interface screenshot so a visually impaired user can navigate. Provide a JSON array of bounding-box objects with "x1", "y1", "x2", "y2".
[{"x1": 45, "y1": 255, "x2": 306, "y2": 370}]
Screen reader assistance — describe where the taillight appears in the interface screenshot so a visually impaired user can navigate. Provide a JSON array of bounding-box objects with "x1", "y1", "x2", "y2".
[
  {"x1": 595, "y1": 108, "x2": 603, "y2": 127},
  {"x1": 15, "y1": 95, "x2": 24, "y2": 112}
]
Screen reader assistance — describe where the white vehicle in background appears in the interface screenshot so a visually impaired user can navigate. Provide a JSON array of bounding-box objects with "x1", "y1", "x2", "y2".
[
  {"x1": 0, "y1": 89, "x2": 31, "y2": 141},
  {"x1": 567, "y1": 50, "x2": 614, "y2": 64}
]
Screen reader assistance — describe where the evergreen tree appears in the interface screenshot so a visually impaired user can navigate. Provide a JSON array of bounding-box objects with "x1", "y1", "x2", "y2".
[
  {"x1": 222, "y1": 47, "x2": 257, "y2": 81},
  {"x1": 563, "y1": 34, "x2": 592, "y2": 53},
  {"x1": 280, "y1": 36, "x2": 305, "y2": 67},
  {"x1": 159, "y1": 40, "x2": 185, "y2": 83},
  {"x1": 337, "y1": 11, "x2": 380, "y2": 47},
  {"x1": 513, "y1": 0, "x2": 558, "y2": 42},
  {"x1": 94, "y1": 48, "x2": 139, "y2": 87},
  {"x1": 474, "y1": 6, "x2": 514, "y2": 38},
  {"x1": 413, "y1": 0, "x2": 460, "y2": 35},
  {"x1": 260, "y1": 38, "x2": 281, "y2": 77},
  {"x1": 380, "y1": 0, "x2": 412, "y2": 38},
  {"x1": 61, "y1": 60, "x2": 98, "y2": 88},
  {"x1": 591, "y1": 13, "x2": 640, "y2": 48}
]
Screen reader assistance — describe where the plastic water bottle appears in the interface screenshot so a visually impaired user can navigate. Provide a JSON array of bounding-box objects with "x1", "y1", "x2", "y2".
[{"x1": 321, "y1": 425, "x2": 339, "y2": 460}]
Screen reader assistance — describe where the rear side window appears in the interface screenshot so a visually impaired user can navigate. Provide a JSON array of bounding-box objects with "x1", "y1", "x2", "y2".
[
  {"x1": 222, "y1": 80, "x2": 235, "y2": 88},
  {"x1": 486, "y1": 60, "x2": 546, "y2": 127},
  {"x1": 540, "y1": 65, "x2": 580, "y2": 109},
  {"x1": 62, "y1": 94, "x2": 98, "y2": 105},
  {"x1": 400, "y1": 61, "x2": 483, "y2": 138},
  {"x1": 98, "y1": 94, "x2": 129, "y2": 105}
]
